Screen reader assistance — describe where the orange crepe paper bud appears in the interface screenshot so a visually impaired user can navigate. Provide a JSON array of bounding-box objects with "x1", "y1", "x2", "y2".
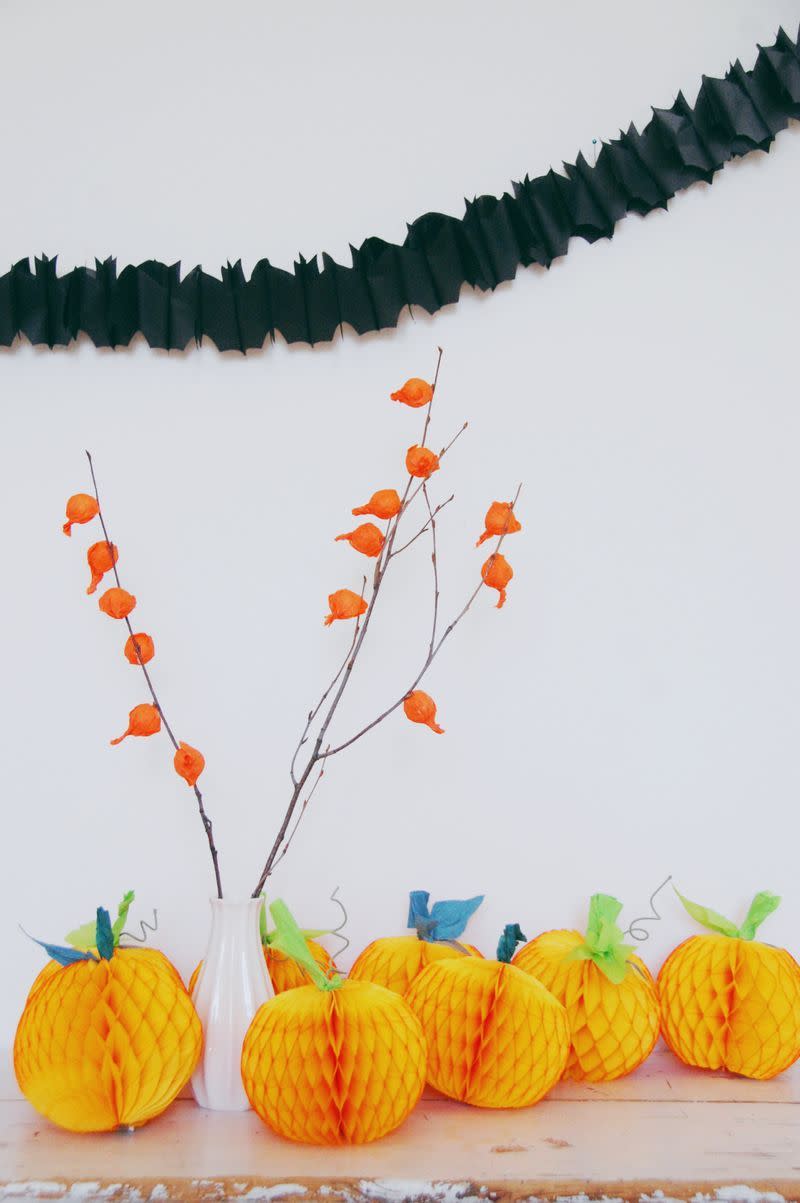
[
  {"x1": 324, "y1": 589, "x2": 368, "y2": 626},
  {"x1": 98, "y1": 587, "x2": 137, "y2": 619},
  {"x1": 391, "y1": 378, "x2": 433, "y2": 408},
  {"x1": 403, "y1": 691, "x2": 444, "y2": 734},
  {"x1": 476, "y1": 501, "x2": 522, "y2": 547},
  {"x1": 86, "y1": 541, "x2": 119, "y2": 595},
  {"x1": 174, "y1": 741, "x2": 205, "y2": 787},
  {"x1": 352, "y1": 489, "x2": 402, "y2": 519},
  {"x1": 405, "y1": 445, "x2": 440, "y2": 479},
  {"x1": 481, "y1": 554, "x2": 513, "y2": 608},
  {"x1": 124, "y1": 633, "x2": 155, "y2": 665},
  {"x1": 110, "y1": 703, "x2": 162, "y2": 746},
  {"x1": 335, "y1": 523, "x2": 385, "y2": 558},
  {"x1": 63, "y1": 494, "x2": 99, "y2": 536}
]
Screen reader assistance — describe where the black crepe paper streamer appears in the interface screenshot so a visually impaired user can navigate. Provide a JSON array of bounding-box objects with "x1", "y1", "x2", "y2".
[{"x1": 3, "y1": 26, "x2": 799, "y2": 353}]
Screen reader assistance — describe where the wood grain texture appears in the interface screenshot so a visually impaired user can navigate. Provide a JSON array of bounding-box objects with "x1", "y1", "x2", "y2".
[{"x1": 2, "y1": 1047, "x2": 798, "y2": 1201}]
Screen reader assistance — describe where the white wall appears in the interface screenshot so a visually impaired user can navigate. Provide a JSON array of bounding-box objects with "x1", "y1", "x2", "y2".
[{"x1": 2, "y1": 0, "x2": 800, "y2": 1048}]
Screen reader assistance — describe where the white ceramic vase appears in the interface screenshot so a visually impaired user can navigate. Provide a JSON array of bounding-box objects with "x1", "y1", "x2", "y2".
[{"x1": 190, "y1": 897, "x2": 273, "y2": 1111}]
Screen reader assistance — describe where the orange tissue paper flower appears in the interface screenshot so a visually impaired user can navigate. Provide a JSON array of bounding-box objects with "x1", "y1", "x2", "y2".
[
  {"x1": 476, "y1": 501, "x2": 522, "y2": 547},
  {"x1": 335, "y1": 523, "x2": 385, "y2": 558},
  {"x1": 324, "y1": 589, "x2": 368, "y2": 626},
  {"x1": 481, "y1": 553, "x2": 513, "y2": 608},
  {"x1": 174, "y1": 741, "x2": 205, "y2": 788},
  {"x1": 405, "y1": 445, "x2": 440, "y2": 479},
  {"x1": 86, "y1": 541, "x2": 119, "y2": 594},
  {"x1": 63, "y1": 494, "x2": 99, "y2": 536},
  {"x1": 124, "y1": 633, "x2": 155, "y2": 665},
  {"x1": 391, "y1": 378, "x2": 433, "y2": 408},
  {"x1": 352, "y1": 489, "x2": 402, "y2": 519},
  {"x1": 111, "y1": 703, "x2": 162, "y2": 746},
  {"x1": 403, "y1": 691, "x2": 444, "y2": 734},
  {"x1": 98, "y1": 587, "x2": 137, "y2": 619}
]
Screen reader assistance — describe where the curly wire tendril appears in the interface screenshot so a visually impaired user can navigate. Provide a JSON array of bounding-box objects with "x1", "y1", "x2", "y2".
[
  {"x1": 327, "y1": 887, "x2": 350, "y2": 960},
  {"x1": 624, "y1": 876, "x2": 673, "y2": 943},
  {"x1": 118, "y1": 909, "x2": 159, "y2": 946}
]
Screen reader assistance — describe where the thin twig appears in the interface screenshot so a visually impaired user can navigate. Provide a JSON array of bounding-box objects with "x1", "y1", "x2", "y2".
[
  {"x1": 320, "y1": 483, "x2": 522, "y2": 758},
  {"x1": 272, "y1": 749, "x2": 329, "y2": 873},
  {"x1": 251, "y1": 350, "x2": 448, "y2": 896},
  {"x1": 422, "y1": 482, "x2": 440, "y2": 656},
  {"x1": 391, "y1": 494, "x2": 454, "y2": 557},
  {"x1": 85, "y1": 451, "x2": 223, "y2": 899}
]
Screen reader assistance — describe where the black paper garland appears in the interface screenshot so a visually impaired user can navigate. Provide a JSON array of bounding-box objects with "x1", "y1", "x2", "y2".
[{"x1": 2, "y1": 26, "x2": 799, "y2": 353}]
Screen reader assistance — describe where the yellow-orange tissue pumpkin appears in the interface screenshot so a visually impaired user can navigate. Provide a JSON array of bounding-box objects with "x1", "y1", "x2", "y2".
[
  {"x1": 15, "y1": 947, "x2": 201, "y2": 1132},
  {"x1": 348, "y1": 891, "x2": 484, "y2": 996},
  {"x1": 405, "y1": 930, "x2": 569, "y2": 1108},
  {"x1": 512, "y1": 894, "x2": 660, "y2": 1081},
  {"x1": 658, "y1": 890, "x2": 800, "y2": 1080},
  {"x1": 242, "y1": 900, "x2": 426, "y2": 1144}
]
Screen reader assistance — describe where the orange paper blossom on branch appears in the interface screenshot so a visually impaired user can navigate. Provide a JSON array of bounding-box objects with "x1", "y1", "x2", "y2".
[
  {"x1": 481, "y1": 553, "x2": 514, "y2": 609},
  {"x1": 251, "y1": 347, "x2": 521, "y2": 897},
  {"x1": 403, "y1": 691, "x2": 444, "y2": 734},
  {"x1": 335, "y1": 523, "x2": 385, "y2": 558},
  {"x1": 111, "y1": 703, "x2": 162, "y2": 746},
  {"x1": 352, "y1": 489, "x2": 402, "y2": 519},
  {"x1": 62, "y1": 493, "x2": 99, "y2": 536},
  {"x1": 62, "y1": 454, "x2": 221, "y2": 897},
  {"x1": 476, "y1": 501, "x2": 522, "y2": 547}
]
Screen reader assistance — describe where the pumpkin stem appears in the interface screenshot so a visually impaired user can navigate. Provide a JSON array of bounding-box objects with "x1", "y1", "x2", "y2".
[
  {"x1": 675, "y1": 887, "x2": 780, "y2": 941},
  {"x1": 563, "y1": 893, "x2": 635, "y2": 985},
  {"x1": 496, "y1": 923, "x2": 526, "y2": 962},
  {"x1": 269, "y1": 900, "x2": 342, "y2": 991},
  {"x1": 407, "y1": 890, "x2": 484, "y2": 944}
]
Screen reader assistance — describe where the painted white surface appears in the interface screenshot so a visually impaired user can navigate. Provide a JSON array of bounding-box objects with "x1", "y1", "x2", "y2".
[{"x1": 1, "y1": 0, "x2": 800, "y2": 1047}]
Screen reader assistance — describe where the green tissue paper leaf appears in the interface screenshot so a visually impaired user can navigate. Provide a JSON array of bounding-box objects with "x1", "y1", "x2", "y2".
[
  {"x1": 564, "y1": 893, "x2": 635, "y2": 986},
  {"x1": 675, "y1": 889, "x2": 740, "y2": 938},
  {"x1": 739, "y1": 891, "x2": 781, "y2": 941},
  {"x1": 65, "y1": 920, "x2": 99, "y2": 952},
  {"x1": 269, "y1": 899, "x2": 341, "y2": 992},
  {"x1": 111, "y1": 890, "x2": 135, "y2": 945}
]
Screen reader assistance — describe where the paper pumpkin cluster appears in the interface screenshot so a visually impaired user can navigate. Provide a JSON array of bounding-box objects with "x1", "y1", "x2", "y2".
[{"x1": 14, "y1": 893, "x2": 201, "y2": 1133}]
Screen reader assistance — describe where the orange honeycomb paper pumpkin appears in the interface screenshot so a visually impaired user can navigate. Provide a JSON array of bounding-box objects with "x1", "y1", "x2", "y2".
[
  {"x1": 405, "y1": 923, "x2": 570, "y2": 1108},
  {"x1": 658, "y1": 889, "x2": 800, "y2": 1080},
  {"x1": 241, "y1": 901, "x2": 426, "y2": 1144},
  {"x1": 512, "y1": 894, "x2": 660, "y2": 1081},
  {"x1": 348, "y1": 891, "x2": 484, "y2": 995},
  {"x1": 14, "y1": 898, "x2": 202, "y2": 1132}
]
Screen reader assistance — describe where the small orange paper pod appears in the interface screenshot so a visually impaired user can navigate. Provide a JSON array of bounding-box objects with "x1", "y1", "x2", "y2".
[
  {"x1": 14, "y1": 901, "x2": 202, "y2": 1132},
  {"x1": 352, "y1": 489, "x2": 402, "y2": 519},
  {"x1": 481, "y1": 553, "x2": 513, "y2": 608},
  {"x1": 512, "y1": 894, "x2": 660, "y2": 1082},
  {"x1": 658, "y1": 890, "x2": 800, "y2": 1080},
  {"x1": 324, "y1": 588, "x2": 368, "y2": 626},
  {"x1": 391, "y1": 378, "x2": 433, "y2": 408},
  {"x1": 63, "y1": 493, "x2": 99, "y2": 536},
  {"x1": 174, "y1": 741, "x2": 205, "y2": 787},
  {"x1": 405, "y1": 924, "x2": 570, "y2": 1108},
  {"x1": 111, "y1": 703, "x2": 162, "y2": 746},
  {"x1": 86, "y1": 541, "x2": 119, "y2": 594},
  {"x1": 242, "y1": 902, "x2": 426, "y2": 1144},
  {"x1": 349, "y1": 892, "x2": 484, "y2": 996},
  {"x1": 405, "y1": 445, "x2": 440, "y2": 479},
  {"x1": 476, "y1": 501, "x2": 522, "y2": 547},
  {"x1": 335, "y1": 523, "x2": 385, "y2": 558},
  {"x1": 403, "y1": 690, "x2": 444, "y2": 734},
  {"x1": 124, "y1": 632, "x2": 155, "y2": 665},
  {"x1": 98, "y1": 587, "x2": 136, "y2": 619}
]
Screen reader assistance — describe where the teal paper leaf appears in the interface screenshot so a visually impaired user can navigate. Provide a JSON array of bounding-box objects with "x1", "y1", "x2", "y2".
[{"x1": 95, "y1": 908, "x2": 114, "y2": 960}]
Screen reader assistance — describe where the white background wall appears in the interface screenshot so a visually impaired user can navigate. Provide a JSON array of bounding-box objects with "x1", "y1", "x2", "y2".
[{"x1": 2, "y1": 0, "x2": 800, "y2": 1048}]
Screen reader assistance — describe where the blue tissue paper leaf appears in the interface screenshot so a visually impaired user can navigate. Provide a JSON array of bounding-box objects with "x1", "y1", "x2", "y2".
[
  {"x1": 95, "y1": 908, "x2": 115, "y2": 960},
  {"x1": 408, "y1": 891, "x2": 484, "y2": 942},
  {"x1": 24, "y1": 931, "x2": 98, "y2": 967}
]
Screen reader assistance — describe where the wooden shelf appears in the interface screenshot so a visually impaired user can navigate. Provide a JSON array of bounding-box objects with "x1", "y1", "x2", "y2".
[{"x1": 2, "y1": 1048, "x2": 798, "y2": 1202}]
